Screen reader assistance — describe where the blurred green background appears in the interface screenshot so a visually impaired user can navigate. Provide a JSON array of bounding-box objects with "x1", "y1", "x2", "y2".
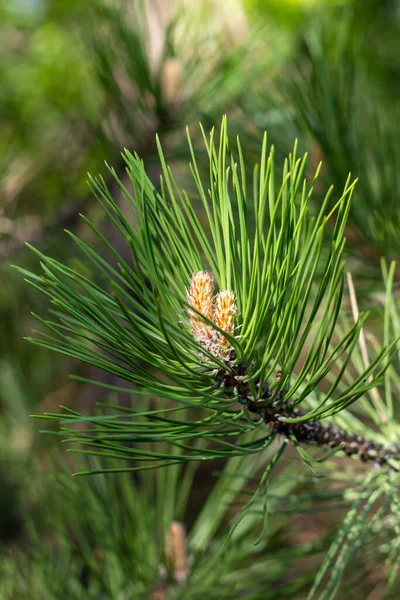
[{"x1": 1, "y1": 0, "x2": 400, "y2": 597}]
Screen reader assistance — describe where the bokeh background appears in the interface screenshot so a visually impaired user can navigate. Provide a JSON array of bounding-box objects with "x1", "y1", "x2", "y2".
[{"x1": 1, "y1": 0, "x2": 400, "y2": 597}]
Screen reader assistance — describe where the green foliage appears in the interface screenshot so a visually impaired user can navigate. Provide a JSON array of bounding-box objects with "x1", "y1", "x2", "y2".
[
  {"x1": 16, "y1": 131, "x2": 392, "y2": 477},
  {"x1": 18, "y1": 116, "x2": 400, "y2": 596},
  {"x1": 21, "y1": 119, "x2": 394, "y2": 465},
  {"x1": 4, "y1": 2, "x2": 400, "y2": 598},
  {"x1": 279, "y1": 6, "x2": 400, "y2": 265},
  {"x1": 0, "y1": 443, "x2": 320, "y2": 599}
]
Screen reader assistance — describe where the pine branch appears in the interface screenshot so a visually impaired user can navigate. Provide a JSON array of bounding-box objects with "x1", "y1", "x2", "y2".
[
  {"x1": 216, "y1": 355, "x2": 399, "y2": 468},
  {"x1": 19, "y1": 118, "x2": 399, "y2": 476}
]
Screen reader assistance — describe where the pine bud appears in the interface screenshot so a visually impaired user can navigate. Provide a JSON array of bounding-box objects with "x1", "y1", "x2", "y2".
[
  {"x1": 187, "y1": 271, "x2": 215, "y2": 347},
  {"x1": 187, "y1": 273, "x2": 237, "y2": 359},
  {"x1": 214, "y1": 290, "x2": 236, "y2": 355}
]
